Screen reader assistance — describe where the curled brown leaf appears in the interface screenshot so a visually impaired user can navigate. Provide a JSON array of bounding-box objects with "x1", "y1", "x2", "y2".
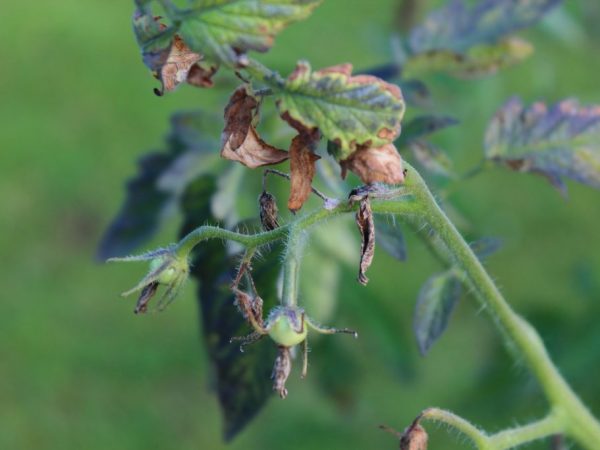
[
  {"x1": 154, "y1": 35, "x2": 218, "y2": 96},
  {"x1": 355, "y1": 197, "x2": 375, "y2": 286},
  {"x1": 288, "y1": 133, "x2": 321, "y2": 212},
  {"x1": 341, "y1": 143, "x2": 405, "y2": 185},
  {"x1": 221, "y1": 86, "x2": 289, "y2": 169}
]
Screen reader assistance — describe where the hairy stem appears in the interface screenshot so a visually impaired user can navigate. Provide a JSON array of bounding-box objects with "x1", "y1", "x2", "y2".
[
  {"x1": 403, "y1": 162, "x2": 600, "y2": 448},
  {"x1": 281, "y1": 226, "x2": 307, "y2": 307}
]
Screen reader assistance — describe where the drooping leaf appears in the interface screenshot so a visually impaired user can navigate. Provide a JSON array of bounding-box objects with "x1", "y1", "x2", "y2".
[
  {"x1": 276, "y1": 62, "x2": 406, "y2": 159},
  {"x1": 396, "y1": 115, "x2": 458, "y2": 148},
  {"x1": 484, "y1": 97, "x2": 600, "y2": 195},
  {"x1": 355, "y1": 198, "x2": 375, "y2": 286},
  {"x1": 408, "y1": 140, "x2": 455, "y2": 179},
  {"x1": 97, "y1": 111, "x2": 219, "y2": 259},
  {"x1": 403, "y1": 0, "x2": 560, "y2": 77},
  {"x1": 180, "y1": 176, "x2": 279, "y2": 441},
  {"x1": 413, "y1": 269, "x2": 462, "y2": 355},
  {"x1": 339, "y1": 143, "x2": 406, "y2": 185},
  {"x1": 374, "y1": 217, "x2": 407, "y2": 262},
  {"x1": 172, "y1": 0, "x2": 322, "y2": 65},
  {"x1": 221, "y1": 86, "x2": 289, "y2": 168},
  {"x1": 288, "y1": 131, "x2": 320, "y2": 211}
]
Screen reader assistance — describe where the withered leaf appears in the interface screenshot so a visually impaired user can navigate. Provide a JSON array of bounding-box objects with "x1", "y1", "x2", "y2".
[
  {"x1": 149, "y1": 31, "x2": 218, "y2": 96},
  {"x1": 221, "y1": 86, "x2": 289, "y2": 169},
  {"x1": 341, "y1": 143, "x2": 405, "y2": 185},
  {"x1": 288, "y1": 133, "x2": 321, "y2": 212},
  {"x1": 355, "y1": 198, "x2": 375, "y2": 286}
]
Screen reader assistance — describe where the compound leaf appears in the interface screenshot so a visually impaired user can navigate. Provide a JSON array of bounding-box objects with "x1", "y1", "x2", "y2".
[
  {"x1": 276, "y1": 62, "x2": 406, "y2": 160},
  {"x1": 97, "y1": 111, "x2": 219, "y2": 260},
  {"x1": 484, "y1": 97, "x2": 600, "y2": 195},
  {"x1": 181, "y1": 176, "x2": 279, "y2": 441},
  {"x1": 414, "y1": 270, "x2": 462, "y2": 355}
]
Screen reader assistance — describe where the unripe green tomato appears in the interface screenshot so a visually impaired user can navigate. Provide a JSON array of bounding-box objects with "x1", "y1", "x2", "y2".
[{"x1": 268, "y1": 313, "x2": 307, "y2": 347}]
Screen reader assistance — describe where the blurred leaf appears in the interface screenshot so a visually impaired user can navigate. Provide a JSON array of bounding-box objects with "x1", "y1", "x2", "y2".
[
  {"x1": 396, "y1": 115, "x2": 458, "y2": 148},
  {"x1": 180, "y1": 175, "x2": 280, "y2": 441},
  {"x1": 97, "y1": 112, "x2": 219, "y2": 259},
  {"x1": 403, "y1": 0, "x2": 560, "y2": 77},
  {"x1": 413, "y1": 269, "x2": 462, "y2": 355},
  {"x1": 375, "y1": 217, "x2": 407, "y2": 262},
  {"x1": 403, "y1": 37, "x2": 533, "y2": 79},
  {"x1": 276, "y1": 61, "x2": 405, "y2": 160},
  {"x1": 484, "y1": 97, "x2": 600, "y2": 195},
  {"x1": 470, "y1": 237, "x2": 503, "y2": 261},
  {"x1": 310, "y1": 337, "x2": 360, "y2": 411},
  {"x1": 408, "y1": 140, "x2": 455, "y2": 179},
  {"x1": 172, "y1": 0, "x2": 322, "y2": 65}
]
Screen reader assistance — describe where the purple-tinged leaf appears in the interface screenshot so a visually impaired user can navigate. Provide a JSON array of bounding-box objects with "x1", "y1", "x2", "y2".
[
  {"x1": 414, "y1": 270, "x2": 462, "y2": 355},
  {"x1": 484, "y1": 97, "x2": 600, "y2": 195},
  {"x1": 408, "y1": 0, "x2": 560, "y2": 54},
  {"x1": 403, "y1": 0, "x2": 560, "y2": 78}
]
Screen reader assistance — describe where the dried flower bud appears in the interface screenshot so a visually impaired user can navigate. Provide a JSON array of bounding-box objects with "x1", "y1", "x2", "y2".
[
  {"x1": 272, "y1": 346, "x2": 292, "y2": 399},
  {"x1": 108, "y1": 246, "x2": 189, "y2": 313},
  {"x1": 259, "y1": 191, "x2": 280, "y2": 231},
  {"x1": 355, "y1": 197, "x2": 375, "y2": 286},
  {"x1": 400, "y1": 423, "x2": 428, "y2": 450}
]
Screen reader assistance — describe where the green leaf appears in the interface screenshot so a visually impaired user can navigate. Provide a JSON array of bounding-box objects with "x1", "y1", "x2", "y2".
[
  {"x1": 180, "y1": 176, "x2": 280, "y2": 441},
  {"x1": 276, "y1": 61, "x2": 406, "y2": 160},
  {"x1": 173, "y1": 0, "x2": 322, "y2": 65},
  {"x1": 484, "y1": 97, "x2": 600, "y2": 195},
  {"x1": 133, "y1": 7, "x2": 176, "y2": 72},
  {"x1": 413, "y1": 270, "x2": 462, "y2": 355},
  {"x1": 97, "y1": 111, "x2": 219, "y2": 260},
  {"x1": 403, "y1": 0, "x2": 560, "y2": 77}
]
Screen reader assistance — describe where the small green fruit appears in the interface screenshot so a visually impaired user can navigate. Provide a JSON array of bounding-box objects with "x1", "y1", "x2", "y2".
[{"x1": 267, "y1": 307, "x2": 307, "y2": 347}]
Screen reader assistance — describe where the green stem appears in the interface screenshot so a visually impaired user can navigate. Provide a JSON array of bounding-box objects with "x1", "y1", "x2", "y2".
[
  {"x1": 175, "y1": 195, "x2": 417, "y2": 258},
  {"x1": 281, "y1": 226, "x2": 306, "y2": 307},
  {"x1": 403, "y1": 162, "x2": 600, "y2": 449},
  {"x1": 421, "y1": 408, "x2": 490, "y2": 448},
  {"x1": 488, "y1": 414, "x2": 563, "y2": 449}
]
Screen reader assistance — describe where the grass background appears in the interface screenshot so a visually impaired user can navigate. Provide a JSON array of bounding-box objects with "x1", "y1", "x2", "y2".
[{"x1": 2, "y1": 0, "x2": 600, "y2": 449}]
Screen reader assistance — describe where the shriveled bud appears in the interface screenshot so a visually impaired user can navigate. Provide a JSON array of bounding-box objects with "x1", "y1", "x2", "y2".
[
  {"x1": 272, "y1": 346, "x2": 292, "y2": 399},
  {"x1": 259, "y1": 191, "x2": 280, "y2": 231},
  {"x1": 400, "y1": 423, "x2": 428, "y2": 450},
  {"x1": 108, "y1": 246, "x2": 189, "y2": 313}
]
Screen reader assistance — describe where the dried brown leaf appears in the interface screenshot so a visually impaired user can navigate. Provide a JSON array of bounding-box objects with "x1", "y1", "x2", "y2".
[
  {"x1": 288, "y1": 133, "x2": 321, "y2": 212},
  {"x1": 355, "y1": 198, "x2": 375, "y2": 286},
  {"x1": 221, "y1": 86, "x2": 289, "y2": 169},
  {"x1": 341, "y1": 143, "x2": 405, "y2": 185},
  {"x1": 154, "y1": 34, "x2": 218, "y2": 96}
]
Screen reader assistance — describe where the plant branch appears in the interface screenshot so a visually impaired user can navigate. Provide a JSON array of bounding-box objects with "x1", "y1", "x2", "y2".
[{"x1": 402, "y1": 162, "x2": 600, "y2": 449}]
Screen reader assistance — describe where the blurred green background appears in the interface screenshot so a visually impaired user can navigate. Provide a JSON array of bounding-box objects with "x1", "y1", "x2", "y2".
[{"x1": 2, "y1": 1, "x2": 600, "y2": 449}]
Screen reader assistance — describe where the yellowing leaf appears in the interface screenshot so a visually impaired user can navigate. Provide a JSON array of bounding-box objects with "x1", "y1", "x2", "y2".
[{"x1": 276, "y1": 62, "x2": 405, "y2": 159}]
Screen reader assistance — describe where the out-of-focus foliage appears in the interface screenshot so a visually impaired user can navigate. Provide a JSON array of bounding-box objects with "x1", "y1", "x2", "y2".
[
  {"x1": 401, "y1": 0, "x2": 560, "y2": 77},
  {"x1": 484, "y1": 97, "x2": 600, "y2": 195}
]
